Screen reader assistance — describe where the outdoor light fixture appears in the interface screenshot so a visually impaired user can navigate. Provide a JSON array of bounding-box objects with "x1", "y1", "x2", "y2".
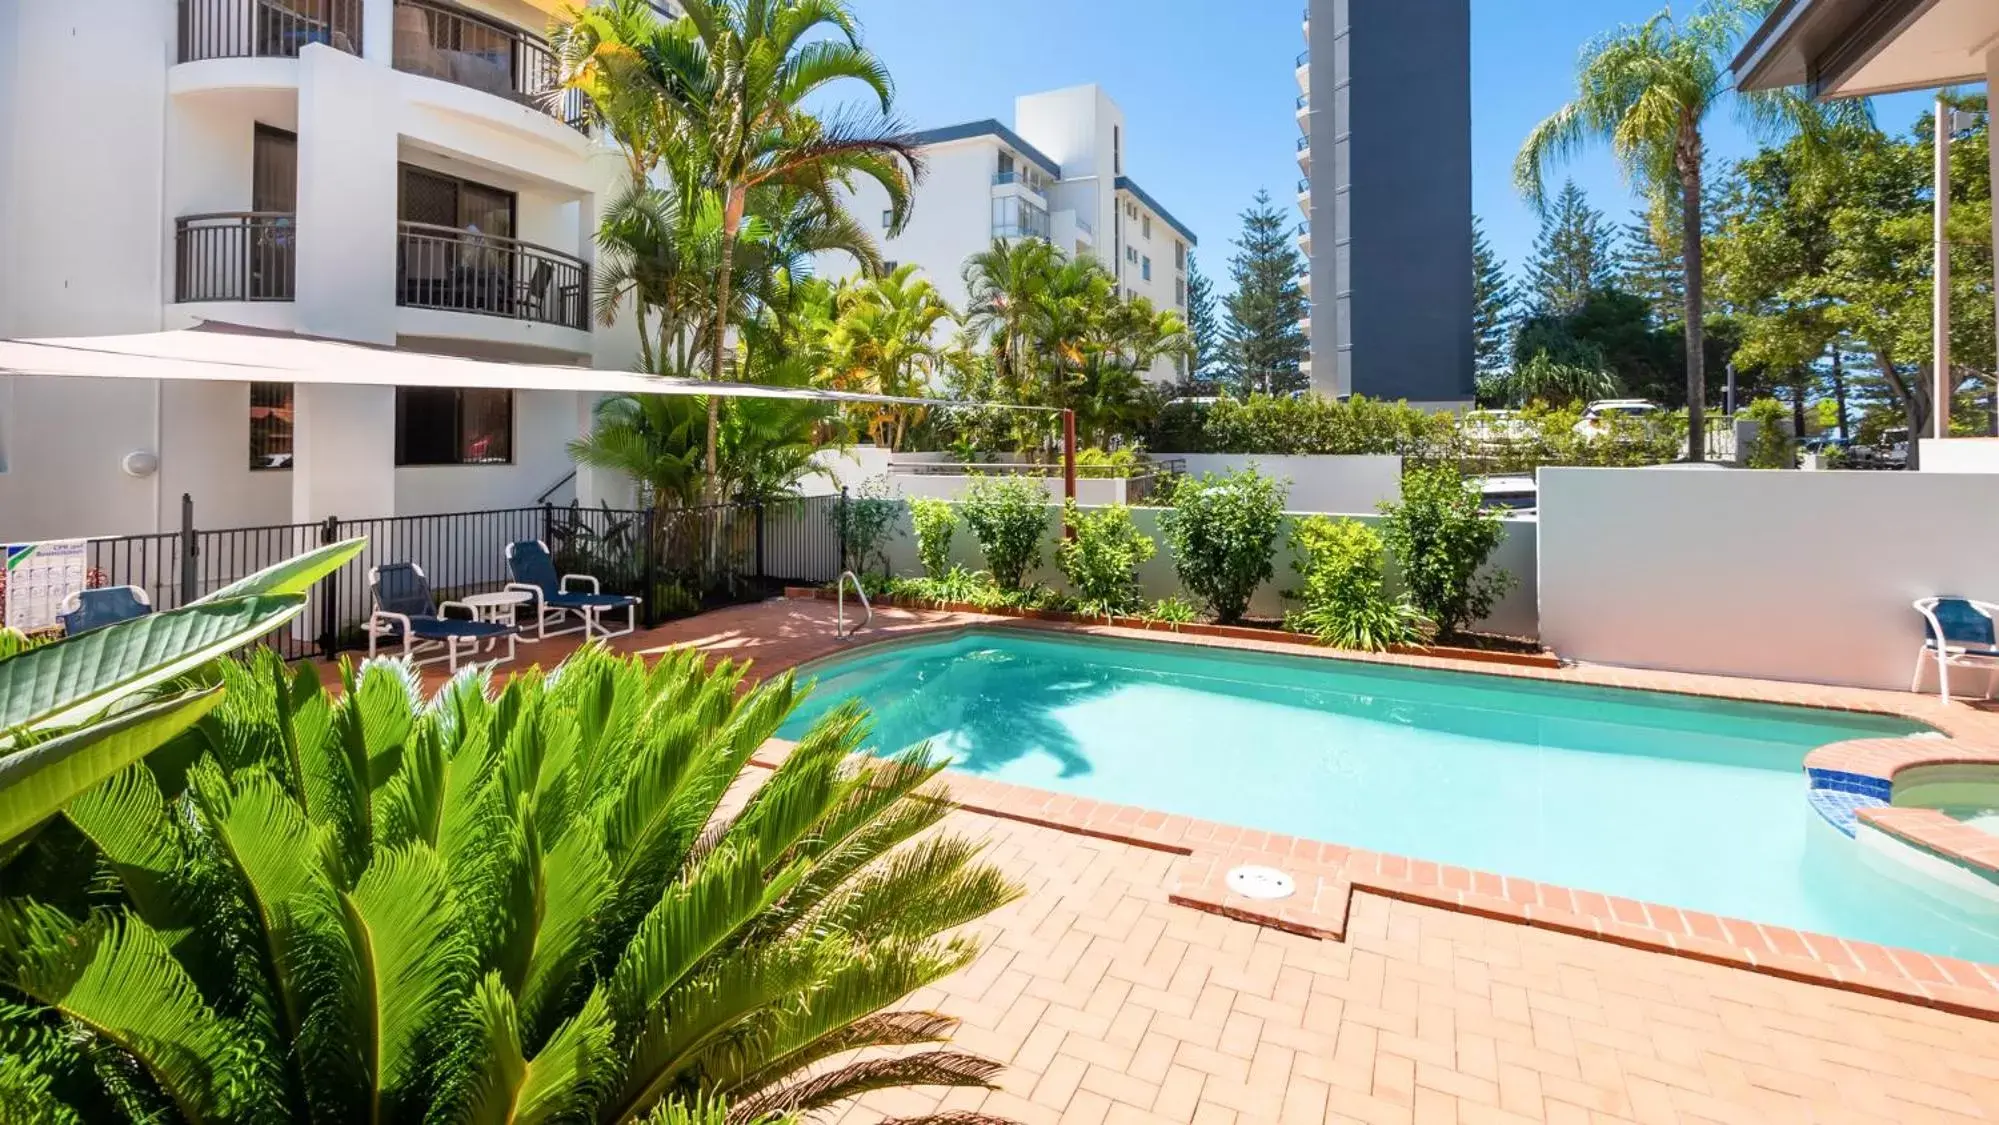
[{"x1": 121, "y1": 450, "x2": 159, "y2": 478}]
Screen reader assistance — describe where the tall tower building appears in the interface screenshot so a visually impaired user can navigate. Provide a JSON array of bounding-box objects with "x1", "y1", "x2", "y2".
[{"x1": 1298, "y1": 0, "x2": 1473, "y2": 405}]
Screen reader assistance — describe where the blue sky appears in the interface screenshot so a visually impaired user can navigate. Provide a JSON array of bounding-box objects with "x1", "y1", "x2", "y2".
[{"x1": 842, "y1": 0, "x2": 1932, "y2": 294}]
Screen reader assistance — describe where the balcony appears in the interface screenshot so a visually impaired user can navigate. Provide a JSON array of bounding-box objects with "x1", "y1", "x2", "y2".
[
  {"x1": 175, "y1": 212, "x2": 297, "y2": 302},
  {"x1": 179, "y1": 0, "x2": 363, "y2": 63},
  {"x1": 396, "y1": 222, "x2": 589, "y2": 331},
  {"x1": 1296, "y1": 134, "x2": 1311, "y2": 171},
  {"x1": 393, "y1": 0, "x2": 588, "y2": 130}
]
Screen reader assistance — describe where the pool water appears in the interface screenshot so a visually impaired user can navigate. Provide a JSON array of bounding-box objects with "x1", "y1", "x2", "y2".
[{"x1": 779, "y1": 630, "x2": 1999, "y2": 963}]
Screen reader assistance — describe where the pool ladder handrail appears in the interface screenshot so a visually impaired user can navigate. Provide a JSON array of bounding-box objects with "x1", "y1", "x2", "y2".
[{"x1": 837, "y1": 570, "x2": 872, "y2": 638}]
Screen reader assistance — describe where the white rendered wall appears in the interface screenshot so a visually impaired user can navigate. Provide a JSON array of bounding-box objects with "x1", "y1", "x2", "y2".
[
  {"x1": 1539, "y1": 467, "x2": 1999, "y2": 689},
  {"x1": 0, "y1": 377, "x2": 161, "y2": 540},
  {"x1": 1919, "y1": 438, "x2": 1999, "y2": 472},
  {"x1": 1168, "y1": 455, "x2": 1402, "y2": 514},
  {"x1": 293, "y1": 383, "x2": 397, "y2": 523},
  {"x1": 816, "y1": 139, "x2": 999, "y2": 318}
]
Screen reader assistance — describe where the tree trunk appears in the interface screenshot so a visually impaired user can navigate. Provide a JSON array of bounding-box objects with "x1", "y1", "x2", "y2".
[
  {"x1": 1791, "y1": 379, "x2": 1807, "y2": 437},
  {"x1": 1831, "y1": 345, "x2": 1849, "y2": 441},
  {"x1": 706, "y1": 187, "x2": 745, "y2": 496},
  {"x1": 1679, "y1": 133, "x2": 1706, "y2": 463}
]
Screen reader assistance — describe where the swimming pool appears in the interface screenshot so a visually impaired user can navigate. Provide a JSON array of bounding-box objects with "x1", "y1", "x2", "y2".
[{"x1": 778, "y1": 629, "x2": 1999, "y2": 963}]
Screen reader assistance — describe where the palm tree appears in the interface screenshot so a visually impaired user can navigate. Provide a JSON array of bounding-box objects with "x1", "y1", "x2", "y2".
[
  {"x1": 1514, "y1": 0, "x2": 1850, "y2": 460},
  {"x1": 819, "y1": 265, "x2": 957, "y2": 449},
  {"x1": 1, "y1": 646, "x2": 1020, "y2": 1123},
  {"x1": 650, "y1": 0, "x2": 921, "y2": 485},
  {"x1": 963, "y1": 238, "x2": 1059, "y2": 397}
]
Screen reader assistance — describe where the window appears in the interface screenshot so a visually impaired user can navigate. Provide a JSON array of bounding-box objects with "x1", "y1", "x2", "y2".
[
  {"x1": 400, "y1": 165, "x2": 514, "y2": 237},
  {"x1": 1126, "y1": 287, "x2": 1137, "y2": 301},
  {"x1": 1113, "y1": 126, "x2": 1122, "y2": 175},
  {"x1": 1175, "y1": 241, "x2": 1186, "y2": 270},
  {"x1": 992, "y1": 195, "x2": 1049, "y2": 240},
  {"x1": 1126, "y1": 246, "x2": 1137, "y2": 264},
  {"x1": 882, "y1": 209, "x2": 894, "y2": 229},
  {"x1": 249, "y1": 382, "x2": 294, "y2": 470},
  {"x1": 1141, "y1": 256, "x2": 1152, "y2": 281},
  {"x1": 395, "y1": 388, "x2": 514, "y2": 466},
  {"x1": 1175, "y1": 277, "x2": 1186, "y2": 305},
  {"x1": 883, "y1": 260, "x2": 899, "y2": 273},
  {"x1": 1142, "y1": 214, "x2": 1152, "y2": 240}
]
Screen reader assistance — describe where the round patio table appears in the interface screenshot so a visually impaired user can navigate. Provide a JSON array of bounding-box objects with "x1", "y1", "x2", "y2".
[{"x1": 460, "y1": 589, "x2": 535, "y2": 649}]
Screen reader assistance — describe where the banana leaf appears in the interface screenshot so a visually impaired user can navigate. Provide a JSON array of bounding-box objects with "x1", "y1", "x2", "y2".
[{"x1": 0, "y1": 687, "x2": 222, "y2": 841}]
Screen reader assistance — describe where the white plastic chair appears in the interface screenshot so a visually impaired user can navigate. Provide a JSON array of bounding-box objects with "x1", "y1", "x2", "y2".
[{"x1": 1911, "y1": 597, "x2": 1999, "y2": 702}]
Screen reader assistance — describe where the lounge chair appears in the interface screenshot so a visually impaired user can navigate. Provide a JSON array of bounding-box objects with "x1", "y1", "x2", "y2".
[
  {"x1": 366, "y1": 562, "x2": 517, "y2": 672},
  {"x1": 1911, "y1": 596, "x2": 1999, "y2": 701},
  {"x1": 504, "y1": 539, "x2": 641, "y2": 641},
  {"x1": 58, "y1": 585, "x2": 152, "y2": 636}
]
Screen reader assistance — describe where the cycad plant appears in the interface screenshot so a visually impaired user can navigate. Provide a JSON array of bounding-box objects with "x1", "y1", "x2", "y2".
[{"x1": 0, "y1": 644, "x2": 1020, "y2": 1123}]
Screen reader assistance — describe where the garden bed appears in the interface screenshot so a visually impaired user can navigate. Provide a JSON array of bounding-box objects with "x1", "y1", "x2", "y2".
[{"x1": 782, "y1": 587, "x2": 1562, "y2": 670}]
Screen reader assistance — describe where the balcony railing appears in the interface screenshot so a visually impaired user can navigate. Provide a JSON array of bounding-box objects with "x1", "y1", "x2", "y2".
[
  {"x1": 175, "y1": 212, "x2": 297, "y2": 302},
  {"x1": 1297, "y1": 49, "x2": 1310, "y2": 66},
  {"x1": 993, "y1": 171, "x2": 1045, "y2": 189},
  {"x1": 393, "y1": 0, "x2": 589, "y2": 131},
  {"x1": 179, "y1": 0, "x2": 363, "y2": 63},
  {"x1": 1297, "y1": 177, "x2": 1310, "y2": 194},
  {"x1": 396, "y1": 221, "x2": 590, "y2": 331},
  {"x1": 1075, "y1": 216, "x2": 1093, "y2": 236}
]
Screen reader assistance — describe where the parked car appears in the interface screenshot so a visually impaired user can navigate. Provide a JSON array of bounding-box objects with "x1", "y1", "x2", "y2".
[
  {"x1": 1573, "y1": 399, "x2": 1662, "y2": 439},
  {"x1": 1477, "y1": 474, "x2": 1537, "y2": 515}
]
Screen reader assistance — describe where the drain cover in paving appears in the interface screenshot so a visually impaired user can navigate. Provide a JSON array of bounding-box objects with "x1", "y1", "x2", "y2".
[{"x1": 1225, "y1": 865, "x2": 1295, "y2": 901}]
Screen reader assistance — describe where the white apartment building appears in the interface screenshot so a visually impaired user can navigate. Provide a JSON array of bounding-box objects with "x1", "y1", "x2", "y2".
[
  {"x1": 816, "y1": 84, "x2": 1198, "y2": 385},
  {"x1": 0, "y1": 0, "x2": 657, "y2": 541}
]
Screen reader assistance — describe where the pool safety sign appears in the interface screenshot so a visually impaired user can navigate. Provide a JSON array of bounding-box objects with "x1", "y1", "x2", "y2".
[{"x1": 3, "y1": 540, "x2": 88, "y2": 632}]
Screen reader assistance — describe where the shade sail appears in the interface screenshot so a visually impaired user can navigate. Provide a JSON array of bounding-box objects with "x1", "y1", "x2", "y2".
[{"x1": 0, "y1": 322, "x2": 1033, "y2": 411}]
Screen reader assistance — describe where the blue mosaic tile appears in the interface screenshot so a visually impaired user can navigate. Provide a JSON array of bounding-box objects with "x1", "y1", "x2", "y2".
[
  {"x1": 1807, "y1": 788, "x2": 1888, "y2": 837},
  {"x1": 1805, "y1": 768, "x2": 1893, "y2": 802}
]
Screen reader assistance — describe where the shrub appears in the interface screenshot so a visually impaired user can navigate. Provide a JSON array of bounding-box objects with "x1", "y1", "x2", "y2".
[
  {"x1": 1378, "y1": 466, "x2": 1515, "y2": 638},
  {"x1": 0, "y1": 645, "x2": 1020, "y2": 1122},
  {"x1": 1741, "y1": 398, "x2": 1796, "y2": 469},
  {"x1": 1158, "y1": 468, "x2": 1288, "y2": 624},
  {"x1": 1142, "y1": 595, "x2": 1201, "y2": 628},
  {"x1": 1284, "y1": 517, "x2": 1426, "y2": 650},
  {"x1": 909, "y1": 496, "x2": 957, "y2": 579},
  {"x1": 829, "y1": 475, "x2": 901, "y2": 576},
  {"x1": 1058, "y1": 502, "x2": 1157, "y2": 618},
  {"x1": 961, "y1": 476, "x2": 1051, "y2": 590}
]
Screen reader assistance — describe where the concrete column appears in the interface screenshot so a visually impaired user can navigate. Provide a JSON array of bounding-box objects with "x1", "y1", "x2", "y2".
[
  {"x1": 295, "y1": 45, "x2": 398, "y2": 346},
  {"x1": 292, "y1": 383, "x2": 397, "y2": 525},
  {"x1": 362, "y1": 0, "x2": 395, "y2": 67}
]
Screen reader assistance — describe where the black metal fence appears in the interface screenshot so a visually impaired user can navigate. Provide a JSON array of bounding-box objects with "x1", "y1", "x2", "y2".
[
  {"x1": 179, "y1": 0, "x2": 363, "y2": 63},
  {"x1": 397, "y1": 222, "x2": 590, "y2": 331},
  {"x1": 175, "y1": 212, "x2": 297, "y2": 302},
  {"x1": 24, "y1": 493, "x2": 850, "y2": 661}
]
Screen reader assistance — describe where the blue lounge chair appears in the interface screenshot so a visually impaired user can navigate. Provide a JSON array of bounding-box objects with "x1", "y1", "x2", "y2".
[
  {"x1": 366, "y1": 563, "x2": 517, "y2": 672},
  {"x1": 1912, "y1": 596, "x2": 1999, "y2": 701},
  {"x1": 58, "y1": 586, "x2": 152, "y2": 636},
  {"x1": 504, "y1": 539, "x2": 641, "y2": 641}
]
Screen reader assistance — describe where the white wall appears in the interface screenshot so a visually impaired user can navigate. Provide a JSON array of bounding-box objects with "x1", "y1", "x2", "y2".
[
  {"x1": 1539, "y1": 467, "x2": 1999, "y2": 689},
  {"x1": 1168, "y1": 454, "x2": 1402, "y2": 514},
  {"x1": 887, "y1": 474, "x2": 1131, "y2": 506},
  {"x1": 1920, "y1": 438, "x2": 1999, "y2": 473},
  {"x1": 829, "y1": 501, "x2": 1536, "y2": 637},
  {"x1": 817, "y1": 139, "x2": 997, "y2": 319},
  {"x1": 800, "y1": 445, "x2": 894, "y2": 497},
  {"x1": 0, "y1": 377, "x2": 161, "y2": 540}
]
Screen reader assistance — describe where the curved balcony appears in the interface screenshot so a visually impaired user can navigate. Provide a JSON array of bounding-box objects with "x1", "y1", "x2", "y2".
[
  {"x1": 396, "y1": 222, "x2": 590, "y2": 331},
  {"x1": 175, "y1": 212, "x2": 297, "y2": 302},
  {"x1": 179, "y1": 0, "x2": 363, "y2": 63},
  {"x1": 393, "y1": 0, "x2": 589, "y2": 131}
]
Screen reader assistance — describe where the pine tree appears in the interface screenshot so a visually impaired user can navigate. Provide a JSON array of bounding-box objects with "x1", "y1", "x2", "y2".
[
  {"x1": 1471, "y1": 216, "x2": 1515, "y2": 375},
  {"x1": 1619, "y1": 205, "x2": 1685, "y2": 326},
  {"x1": 1183, "y1": 258, "x2": 1224, "y2": 393},
  {"x1": 1524, "y1": 180, "x2": 1615, "y2": 316},
  {"x1": 1221, "y1": 189, "x2": 1310, "y2": 397}
]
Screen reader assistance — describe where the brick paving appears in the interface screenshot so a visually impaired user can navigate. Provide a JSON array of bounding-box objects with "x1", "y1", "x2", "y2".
[{"x1": 836, "y1": 810, "x2": 1999, "y2": 1125}]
